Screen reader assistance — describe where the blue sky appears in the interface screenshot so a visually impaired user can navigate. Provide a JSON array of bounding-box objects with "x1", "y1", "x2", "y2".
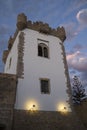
[{"x1": 0, "y1": 0, "x2": 87, "y2": 87}]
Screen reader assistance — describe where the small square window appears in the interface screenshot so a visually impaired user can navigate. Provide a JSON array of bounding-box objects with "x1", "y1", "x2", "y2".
[{"x1": 40, "y1": 79, "x2": 50, "y2": 94}]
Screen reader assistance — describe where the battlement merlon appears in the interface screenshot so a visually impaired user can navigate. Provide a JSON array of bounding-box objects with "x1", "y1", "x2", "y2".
[{"x1": 3, "y1": 13, "x2": 66, "y2": 64}]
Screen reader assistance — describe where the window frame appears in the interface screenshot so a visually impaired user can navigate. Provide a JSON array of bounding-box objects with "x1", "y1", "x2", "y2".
[
  {"x1": 37, "y1": 39, "x2": 49, "y2": 58},
  {"x1": 40, "y1": 78, "x2": 50, "y2": 94}
]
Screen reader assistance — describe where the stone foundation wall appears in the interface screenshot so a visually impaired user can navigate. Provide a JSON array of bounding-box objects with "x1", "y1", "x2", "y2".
[
  {"x1": 0, "y1": 73, "x2": 86, "y2": 130},
  {"x1": 13, "y1": 110, "x2": 86, "y2": 130},
  {"x1": 0, "y1": 73, "x2": 17, "y2": 130},
  {"x1": 74, "y1": 101, "x2": 87, "y2": 128}
]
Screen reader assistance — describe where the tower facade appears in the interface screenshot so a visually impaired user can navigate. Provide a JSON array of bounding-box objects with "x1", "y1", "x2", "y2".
[
  {"x1": 1, "y1": 13, "x2": 87, "y2": 130},
  {"x1": 3, "y1": 13, "x2": 71, "y2": 112}
]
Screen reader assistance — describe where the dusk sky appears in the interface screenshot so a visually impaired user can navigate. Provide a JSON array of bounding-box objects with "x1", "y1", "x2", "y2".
[{"x1": 0, "y1": 0, "x2": 87, "y2": 88}]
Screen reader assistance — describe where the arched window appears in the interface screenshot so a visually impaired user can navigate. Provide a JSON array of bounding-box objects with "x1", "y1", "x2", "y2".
[{"x1": 38, "y1": 43, "x2": 49, "y2": 58}]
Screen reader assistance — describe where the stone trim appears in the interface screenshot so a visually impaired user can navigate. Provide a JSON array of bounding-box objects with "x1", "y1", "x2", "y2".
[
  {"x1": 59, "y1": 42, "x2": 73, "y2": 111},
  {"x1": 37, "y1": 38, "x2": 49, "y2": 43},
  {"x1": 16, "y1": 32, "x2": 25, "y2": 78}
]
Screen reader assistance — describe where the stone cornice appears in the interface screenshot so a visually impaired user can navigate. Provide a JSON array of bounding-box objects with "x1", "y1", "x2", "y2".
[
  {"x1": 59, "y1": 42, "x2": 73, "y2": 111},
  {"x1": 17, "y1": 32, "x2": 24, "y2": 78}
]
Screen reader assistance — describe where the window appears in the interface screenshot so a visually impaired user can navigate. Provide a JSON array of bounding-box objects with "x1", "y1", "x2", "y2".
[
  {"x1": 38, "y1": 43, "x2": 49, "y2": 58},
  {"x1": 38, "y1": 45, "x2": 42, "y2": 56},
  {"x1": 40, "y1": 79, "x2": 50, "y2": 94}
]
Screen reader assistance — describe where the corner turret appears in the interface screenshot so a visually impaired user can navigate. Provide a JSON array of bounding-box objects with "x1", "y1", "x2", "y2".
[{"x1": 16, "y1": 13, "x2": 27, "y2": 30}]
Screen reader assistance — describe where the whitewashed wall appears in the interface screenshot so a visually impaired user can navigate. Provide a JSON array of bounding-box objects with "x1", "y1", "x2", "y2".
[
  {"x1": 5, "y1": 29, "x2": 70, "y2": 111},
  {"x1": 4, "y1": 32, "x2": 20, "y2": 74}
]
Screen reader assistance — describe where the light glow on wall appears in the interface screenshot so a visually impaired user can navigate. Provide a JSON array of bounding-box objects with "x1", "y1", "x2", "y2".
[
  {"x1": 25, "y1": 99, "x2": 39, "y2": 111},
  {"x1": 57, "y1": 102, "x2": 69, "y2": 113}
]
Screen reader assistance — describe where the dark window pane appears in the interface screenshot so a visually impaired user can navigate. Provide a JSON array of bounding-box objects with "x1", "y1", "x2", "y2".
[
  {"x1": 44, "y1": 47, "x2": 48, "y2": 58},
  {"x1": 38, "y1": 45, "x2": 42, "y2": 56},
  {"x1": 41, "y1": 80, "x2": 50, "y2": 94}
]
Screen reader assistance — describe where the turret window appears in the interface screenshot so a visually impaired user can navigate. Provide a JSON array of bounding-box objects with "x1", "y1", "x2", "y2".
[{"x1": 38, "y1": 43, "x2": 49, "y2": 58}]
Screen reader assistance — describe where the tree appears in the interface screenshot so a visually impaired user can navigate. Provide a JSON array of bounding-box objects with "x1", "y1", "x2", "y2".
[{"x1": 72, "y1": 76, "x2": 87, "y2": 104}]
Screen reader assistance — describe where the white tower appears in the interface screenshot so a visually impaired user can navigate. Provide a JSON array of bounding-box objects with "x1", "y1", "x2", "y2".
[{"x1": 3, "y1": 13, "x2": 71, "y2": 112}]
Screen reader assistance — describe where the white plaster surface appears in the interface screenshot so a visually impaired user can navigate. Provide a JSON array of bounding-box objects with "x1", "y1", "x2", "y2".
[
  {"x1": 5, "y1": 29, "x2": 70, "y2": 111},
  {"x1": 4, "y1": 32, "x2": 20, "y2": 74}
]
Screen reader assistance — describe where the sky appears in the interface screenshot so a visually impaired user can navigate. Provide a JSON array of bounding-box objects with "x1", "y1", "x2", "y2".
[{"x1": 0, "y1": 0, "x2": 87, "y2": 89}]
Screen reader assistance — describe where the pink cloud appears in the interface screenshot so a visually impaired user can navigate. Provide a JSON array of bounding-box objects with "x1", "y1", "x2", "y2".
[{"x1": 66, "y1": 51, "x2": 87, "y2": 72}]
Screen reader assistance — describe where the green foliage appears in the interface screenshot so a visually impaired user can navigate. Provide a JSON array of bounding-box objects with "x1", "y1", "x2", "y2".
[{"x1": 72, "y1": 76, "x2": 87, "y2": 104}]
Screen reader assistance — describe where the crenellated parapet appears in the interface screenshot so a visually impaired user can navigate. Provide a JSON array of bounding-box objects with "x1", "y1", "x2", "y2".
[
  {"x1": 8, "y1": 36, "x2": 14, "y2": 50},
  {"x1": 17, "y1": 13, "x2": 66, "y2": 42},
  {"x1": 2, "y1": 50, "x2": 9, "y2": 64},
  {"x1": 27, "y1": 20, "x2": 66, "y2": 41},
  {"x1": 8, "y1": 29, "x2": 19, "y2": 51},
  {"x1": 27, "y1": 21, "x2": 51, "y2": 34},
  {"x1": 2, "y1": 29, "x2": 19, "y2": 63}
]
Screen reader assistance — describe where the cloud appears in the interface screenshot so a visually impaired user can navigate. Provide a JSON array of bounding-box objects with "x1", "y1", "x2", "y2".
[
  {"x1": 76, "y1": 8, "x2": 87, "y2": 25},
  {"x1": 64, "y1": 22, "x2": 78, "y2": 40},
  {"x1": 0, "y1": 39, "x2": 7, "y2": 49},
  {"x1": 67, "y1": 50, "x2": 87, "y2": 89},
  {"x1": 64, "y1": 8, "x2": 87, "y2": 41},
  {"x1": 73, "y1": 44, "x2": 84, "y2": 50},
  {"x1": 67, "y1": 51, "x2": 87, "y2": 72},
  {"x1": 63, "y1": 0, "x2": 87, "y2": 18},
  {"x1": 0, "y1": 0, "x2": 13, "y2": 16},
  {"x1": 0, "y1": 24, "x2": 10, "y2": 35},
  {"x1": 80, "y1": 72, "x2": 87, "y2": 89}
]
